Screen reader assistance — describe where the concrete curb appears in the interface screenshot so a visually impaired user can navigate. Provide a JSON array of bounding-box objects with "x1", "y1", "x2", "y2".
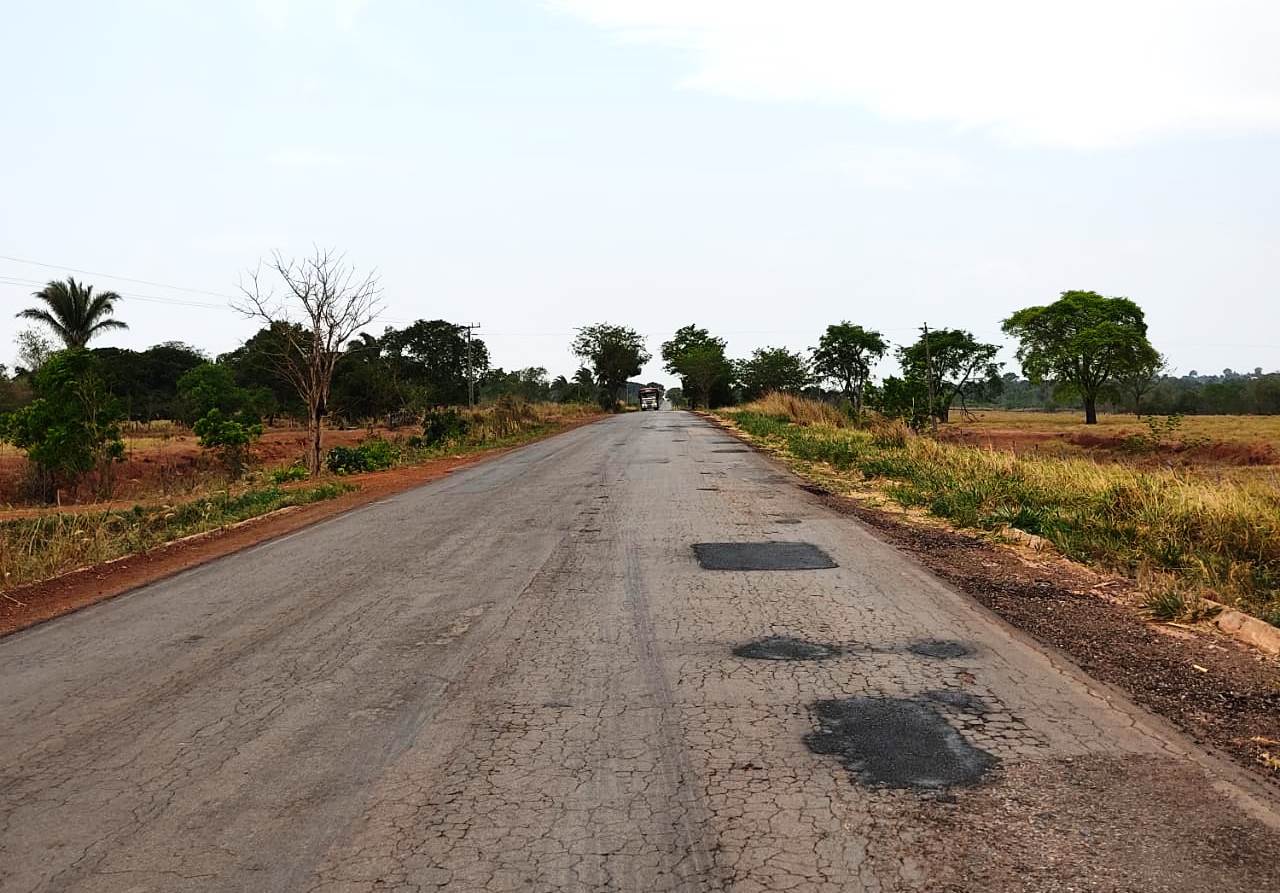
[{"x1": 1212, "y1": 605, "x2": 1280, "y2": 656}]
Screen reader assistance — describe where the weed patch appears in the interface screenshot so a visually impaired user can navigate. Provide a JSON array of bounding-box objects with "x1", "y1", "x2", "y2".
[
  {"x1": 1, "y1": 483, "x2": 352, "y2": 591},
  {"x1": 722, "y1": 398, "x2": 1280, "y2": 625}
]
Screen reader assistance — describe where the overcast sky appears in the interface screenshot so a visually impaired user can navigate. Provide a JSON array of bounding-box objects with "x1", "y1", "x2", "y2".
[{"x1": 3, "y1": 0, "x2": 1278, "y2": 386}]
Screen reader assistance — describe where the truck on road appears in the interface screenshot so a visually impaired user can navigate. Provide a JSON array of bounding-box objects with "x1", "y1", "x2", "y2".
[{"x1": 639, "y1": 386, "x2": 662, "y2": 411}]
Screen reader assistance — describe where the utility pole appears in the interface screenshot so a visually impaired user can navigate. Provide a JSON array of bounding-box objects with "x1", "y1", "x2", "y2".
[
  {"x1": 461, "y1": 323, "x2": 481, "y2": 408},
  {"x1": 922, "y1": 323, "x2": 937, "y2": 434}
]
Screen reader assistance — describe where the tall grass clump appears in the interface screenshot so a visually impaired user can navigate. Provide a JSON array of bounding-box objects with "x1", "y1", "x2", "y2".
[{"x1": 723, "y1": 407, "x2": 1280, "y2": 625}]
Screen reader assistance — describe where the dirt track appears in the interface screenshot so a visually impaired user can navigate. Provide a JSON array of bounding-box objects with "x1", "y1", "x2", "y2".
[{"x1": 2, "y1": 412, "x2": 1279, "y2": 891}]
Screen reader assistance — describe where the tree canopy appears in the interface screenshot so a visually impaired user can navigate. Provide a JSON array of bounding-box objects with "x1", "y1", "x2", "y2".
[
  {"x1": 18, "y1": 278, "x2": 128, "y2": 349},
  {"x1": 737, "y1": 347, "x2": 812, "y2": 399},
  {"x1": 661, "y1": 325, "x2": 734, "y2": 409},
  {"x1": 897, "y1": 328, "x2": 1001, "y2": 422},
  {"x1": 1002, "y1": 290, "x2": 1158, "y2": 424},
  {"x1": 572, "y1": 324, "x2": 650, "y2": 410},
  {"x1": 812, "y1": 322, "x2": 887, "y2": 414}
]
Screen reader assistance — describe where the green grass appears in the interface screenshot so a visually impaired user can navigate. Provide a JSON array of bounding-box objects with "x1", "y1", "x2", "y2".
[
  {"x1": 1, "y1": 483, "x2": 351, "y2": 592},
  {"x1": 725, "y1": 404, "x2": 1280, "y2": 626}
]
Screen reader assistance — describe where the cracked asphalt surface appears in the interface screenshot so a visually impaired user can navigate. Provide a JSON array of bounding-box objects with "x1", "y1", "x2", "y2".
[{"x1": 3, "y1": 411, "x2": 1280, "y2": 892}]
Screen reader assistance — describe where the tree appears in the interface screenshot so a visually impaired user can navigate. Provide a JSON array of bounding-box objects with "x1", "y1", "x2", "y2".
[
  {"x1": 94, "y1": 342, "x2": 207, "y2": 420},
  {"x1": 898, "y1": 329, "x2": 1001, "y2": 422},
  {"x1": 381, "y1": 320, "x2": 490, "y2": 407},
  {"x1": 571, "y1": 324, "x2": 650, "y2": 411},
  {"x1": 234, "y1": 248, "x2": 382, "y2": 474},
  {"x1": 330, "y1": 332, "x2": 398, "y2": 423},
  {"x1": 1002, "y1": 290, "x2": 1159, "y2": 424},
  {"x1": 661, "y1": 325, "x2": 733, "y2": 409},
  {"x1": 0, "y1": 349, "x2": 124, "y2": 501},
  {"x1": 218, "y1": 322, "x2": 305, "y2": 421},
  {"x1": 176, "y1": 362, "x2": 264, "y2": 424},
  {"x1": 811, "y1": 322, "x2": 887, "y2": 415},
  {"x1": 737, "y1": 347, "x2": 812, "y2": 400},
  {"x1": 14, "y1": 328, "x2": 57, "y2": 374},
  {"x1": 17, "y1": 278, "x2": 127, "y2": 348},
  {"x1": 1119, "y1": 351, "x2": 1169, "y2": 416}
]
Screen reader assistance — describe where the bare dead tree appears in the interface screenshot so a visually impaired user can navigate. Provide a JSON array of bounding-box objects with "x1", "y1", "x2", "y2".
[{"x1": 234, "y1": 248, "x2": 382, "y2": 475}]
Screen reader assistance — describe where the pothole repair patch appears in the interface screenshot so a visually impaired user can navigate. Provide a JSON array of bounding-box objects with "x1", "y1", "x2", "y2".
[
  {"x1": 908, "y1": 639, "x2": 974, "y2": 659},
  {"x1": 733, "y1": 636, "x2": 841, "y2": 661},
  {"x1": 692, "y1": 542, "x2": 838, "y2": 571},
  {"x1": 805, "y1": 696, "x2": 997, "y2": 790}
]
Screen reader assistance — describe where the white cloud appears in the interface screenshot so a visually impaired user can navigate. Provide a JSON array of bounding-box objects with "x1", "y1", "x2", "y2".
[{"x1": 549, "y1": 0, "x2": 1280, "y2": 148}]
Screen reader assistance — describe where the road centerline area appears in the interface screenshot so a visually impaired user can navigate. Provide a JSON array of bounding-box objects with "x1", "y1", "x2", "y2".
[{"x1": 2, "y1": 412, "x2": 1278, "y2": 892}]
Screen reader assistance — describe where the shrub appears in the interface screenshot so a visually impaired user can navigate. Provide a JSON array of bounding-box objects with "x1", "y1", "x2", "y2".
[
  {"x1": 421, "y1": 409, "x2": 470, "y2": 445},
  {"x1": 0, "y1": 350, "x2": 125, "y2": 500},
  {"x1": 270, "y1": 463, "x2": 308, "y2": 483},
  {"x1": 325, "y1": 437, "x2": 399, "y2": 474},
  {"x1": 193, "y1": 409, "x2": 263, "y2": 478}
]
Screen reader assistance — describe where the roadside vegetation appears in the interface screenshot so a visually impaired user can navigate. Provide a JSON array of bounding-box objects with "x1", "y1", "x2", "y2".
[
  {"x1": 0, "y1": 482, "x2": 350, "y2": 591},
  {"x1": 723, "y1": 394, "x2": 1280, "y2": 627}
]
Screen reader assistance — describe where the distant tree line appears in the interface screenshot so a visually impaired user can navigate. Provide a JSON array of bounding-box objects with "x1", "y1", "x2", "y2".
[{"x1": 660, "y1": 290, "x2": 1280, "y2": 423}]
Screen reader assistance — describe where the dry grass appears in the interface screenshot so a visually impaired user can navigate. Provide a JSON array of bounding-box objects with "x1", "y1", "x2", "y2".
[
  {"x1": 742, "y1": 391, "x2": 854, "y2": 428},
  {"x1": 725, "y1": 396, "x2": 1280, "y2": 626},
  {"x1": 0, "y1": 483, "x2": 351, "y2": 592}
]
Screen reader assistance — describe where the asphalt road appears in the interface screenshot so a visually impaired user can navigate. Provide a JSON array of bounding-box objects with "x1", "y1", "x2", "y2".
[{"x1": 3, "y1": 412, "x2": 1279, "y2": 892}]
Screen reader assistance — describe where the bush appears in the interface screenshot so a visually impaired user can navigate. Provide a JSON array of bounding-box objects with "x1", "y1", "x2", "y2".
[
  {"x1": 193, "y1": 409, "x2": 263, "y2": 477},
  {"x1": 326, "y1": 437, "x2": 399, "y2": 474},
  {"x1": 0, "y1": 350, "x2": 125, "y2": 500},
  {"x1": 270, "y1": 463, "x2": 308, "y2": 483},
  {"x1": 421, "y1": 409, "x2": 470, "y2": 445}
]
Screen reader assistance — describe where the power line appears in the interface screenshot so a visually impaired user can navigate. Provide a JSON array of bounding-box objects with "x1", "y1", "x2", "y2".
[
  {"x1": 0, "y1": 278, "x2": 226, "y2": 310},
  {"x1": 0, "y1": 253, "x2": 239, "y2": 301}
]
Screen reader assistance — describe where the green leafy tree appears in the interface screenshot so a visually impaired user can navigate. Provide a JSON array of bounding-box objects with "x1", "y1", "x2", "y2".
[
  {"x1": 1118, "y1": 351, "x2": 1169, "y2": 417},
  {"x1": 218, "y1": 322, "x2": 304, "y2": 422},
  {"x1": 0, "y1": 349, "x2": 125, "y2": 500},
  {"x1": 1002, "y1": 290, "x2": 1159, "y2": 424},
  {"x1": 897, "y1": 329, "x2": 1001, "y2": 422},
  {"x1": 736, "y1": 347, "x2": 812, "y2": 400},
  {"x1": 571, "y1": 324, "x2": 651, "y2": 411},
  {"x1": 381, "y1": 320, "x2": 490, "y2": 407},
  {"x1": 94, "y1": 342, "x2": 207, "y2": 420},
  {"x1": 17, "y1": 278, "x2": 127, "y2": 348},
  {"x1": 660, "y1": 325, "x2": 734, "y2": 409},
  {"x1": 176, "y1": 362, "x2": 261, "y2": 425},
  {"x1": 331, "y1": 333, "x2": 398, "y2": 423},
  {"x1": 811, "y1": 322, "x2": 888, "y2": 415},
  {"x1": 14, "y1": 328, "x2": 56, "y2": 374}
]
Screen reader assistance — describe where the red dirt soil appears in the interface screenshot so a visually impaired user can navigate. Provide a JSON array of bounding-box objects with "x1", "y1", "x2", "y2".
[
  {"x1": 0, "y1": 427, "x2": 380, "y2": 507},
  {"x1": 939, "y1": 427, "x2": 1278, "y2": 466},
  {"x1": 0, "y1": 417, "x2": 602, "y2": 638}
]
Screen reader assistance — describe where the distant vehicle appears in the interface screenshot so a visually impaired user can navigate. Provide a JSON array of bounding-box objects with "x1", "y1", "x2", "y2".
[{"x1": 638, "y1": 386, "x2": 662, "y2": 411}]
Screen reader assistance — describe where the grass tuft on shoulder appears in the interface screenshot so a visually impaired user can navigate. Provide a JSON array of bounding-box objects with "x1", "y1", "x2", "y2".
[
  {"x1": 1, "y1": 483, "x2": 352, "y2": 592},
  {"x1": 720, "y1": 395, "x2": 1280, "y2": 628}
]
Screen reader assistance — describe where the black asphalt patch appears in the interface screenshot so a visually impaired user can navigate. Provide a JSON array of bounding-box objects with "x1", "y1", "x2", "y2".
[
  {"x1": 692, "y1": 542, "x2": 838, "y2": 571},
  {"x1": 805, "y1": 696, "x2": 997, "y2": 790},
  {"x1": 712, "y1": 448, "x2": 751, "y2": 453},
  {"x1": 908, "y1": 640, "x2": 974, "y2": 659},
  {"x1": 733, "y1": 636, "x2": 841, "y2": 661},
  {"x1": 696, "y1": 487, "x2": 719, "y2": 491},
  {"x1": 772, "y1": 518, "x2": 802, "y2": 525}
]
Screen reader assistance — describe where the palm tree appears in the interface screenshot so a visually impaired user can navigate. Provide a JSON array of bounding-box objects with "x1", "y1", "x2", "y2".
[{"x1": 17, "y1": 277, "x2": 127, "y2": 349}]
